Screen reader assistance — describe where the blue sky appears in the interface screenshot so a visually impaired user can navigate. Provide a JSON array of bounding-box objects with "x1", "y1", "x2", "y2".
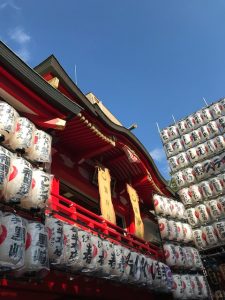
[{"x1": 1, "y1": 0, "x2": 225, "y2": 179}]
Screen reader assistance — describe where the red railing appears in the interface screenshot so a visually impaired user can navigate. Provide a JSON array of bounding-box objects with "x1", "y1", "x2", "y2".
[{"x1": 48, "y1": 192, "x2": 163, "y2": 260}]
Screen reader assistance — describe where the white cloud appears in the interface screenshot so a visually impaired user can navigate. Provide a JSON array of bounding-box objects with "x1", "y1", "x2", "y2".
[
  {"x1": 0, "y1": 0, "x2": 20, "y2": 10},
  {"x1": 9, "y1": 27, "x2": 30, "y2": 44},
  {"x1": 16, "y1": 47, "x2": 30, "y2": 62},
  {"x1": 149, "y1": 147, "x2": 166, "y2": 162},
  {"x1": 8, "y1": 27, "x2": 31, "y2": 62}
]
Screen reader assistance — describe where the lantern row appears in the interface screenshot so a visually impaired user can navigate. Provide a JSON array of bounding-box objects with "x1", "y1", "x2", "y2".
[
  {"x1": 153, "y1": 194, "x2": 210, "y2": 299},
  {"x1": 172, "y1": 273, "x2": 209, "y2": 299},
  {"x1": 0, "y1": 101, "x2": 52, "y2": 164},
  {"x1": 168, "y1": 135, "x2": 225, "y2": 174},
  {"x1": 173, "y1": 156, "x2": 225, "y2": 192},
  {"x1": 160, "y1": 99, "x2": 225, "y2": 144},
  {"x1": 163, "y1": 243, "x2": 202, "y2": 270},
  {"x1": 0, "y1": 145, "x2": 52, "y2": 210},
  {"x1": 0, "y1": 211, "x2": 174, "y2": 293}
]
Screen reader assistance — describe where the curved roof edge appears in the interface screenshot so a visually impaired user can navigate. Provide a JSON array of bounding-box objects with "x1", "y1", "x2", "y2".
[
  {"x1": 0, "y1": 40, "x2": 174, "y2": 196},
  {"x1": 34, "y1": 54, "x2": 174, "y2": 196}
]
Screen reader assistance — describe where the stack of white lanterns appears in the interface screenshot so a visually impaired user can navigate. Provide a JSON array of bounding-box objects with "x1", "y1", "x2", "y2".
[
  {"x1": 0, "y1": 211, "x2": 173, "y2": 292},
  {"x1": 45, "y1": 215, "x2": 173, "y2": 292},
  {"x1": 0, "y1": 211, "x2": 49, "y2": 276},
  {"x1": 0, "y1": 100, "x2": 52, "y2": 210},
  {"x1": 153, "y1": 194, "x2": 209, "y2": 299},
  {"x1": 160, "y1": 98, "x2": 225, "y2": 251}
]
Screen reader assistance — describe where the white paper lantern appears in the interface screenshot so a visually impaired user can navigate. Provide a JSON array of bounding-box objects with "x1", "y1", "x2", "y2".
[
  {"x1": 153, "y1": 194, "x2": 165, "y2": 215},
  {"x1": 171, "y1": 138, "x2": 184, "y2": 155},
  {"x1": 89, "y1": 235, "x2": 104, "y2": 274},
  {"x1": 206, "y1": 199, "x2": 223, "y2": 220},
  {"x1": 195, "y1": 204, "x2": 210, "y2": 224},
  {"x1": 8, "y1": 117, "x2": 35, "y2": 152},
  {"x1": 182, "y1": 167, "x2": 196, "y2": 185},
  {"x1": 211, "y1": 103, "x2": 223, "y2": 119},
  {"x1": 177, "y1": 152, "x2": 190, "y2": 169},
  {"x1": 204, "y1": 139, "x2": 218, "y2": 157},
  {"x1": 45, "y1": 217, "x2": 63, "y2": 264},
  {"x1": 164, "y1": 141, "x2": 174, "y2": 158},
  {"x1": 193, "y1": 111, "x2": 204, "y2": 128},
  {"x1": 163, "y1": 197, "x2": 172, "y2": 216},
  {"x1": 219, "y1": 152, "x2": 225, "y2": 172},
  {"x1": 190, "y1": 247, "x2": 203, "y2": 269},
  {"x1": 70, "y1": 229, "x2": 93, "y2": 272},
  {"x1": 181, "y1": 274, "x2": 194, "y2": 298},
  {"x1": 160, "y1": 128, "x2": 170, "y2": 144},
  {"x1": 213, "y1": 155, "x2": 224, "y2": 174},
  {"x1": 191, "y1": 129, "x2": 202, "y2": 146},
  {"x1": 196, "y1": 143, "x2": 208, "y2": 161},
  {"x1": 182, "y1": 247, "x2": 194, "y2": 269},
  {"x1": 209, "y1": 177, "x2": 223, "y2": 197},
  {"x1": 174, "y1": 245, "x2": 186, "y2": 267},
  {"x1": 168, "y1": 155, "x2": 179, "y2": 172},
  {"x1": 122, "y1": 250, "x2": 140, "y2": 283},
  {"x1": 151, "y1": 260, "x2": 163, "y2": 288},
  {"x1": 177, "y1": 120, "x2": 188, "y2": 135},
  {"x1": 176, "y1": 221, "x2": 185, "y2": 242},
  {"x1": 24, "y1": 222, "x2": 49, "y2": 273},
  {"x1": 203, "y1": 225, "x2": 218, "y2": 245},
  {"x1": 172, "y1": 171, "x2": 185, "y2": 189},
  {"x1": 218, "y1": 196, "x2": 225, "y2": 215},
  {"x1": 169, "y1": 200, "x2": 178, "y2": 218},
  {"x1": 217, "y1": 173, "x2": 225, "y2": 189},
  {"x1": 182, "y1": 133, "x2": 193, "y2": 149},
  {"x1": 190, "y1": 275, "x2": 203, "y2": 299},
  {"x1": 158, "y1": 218, "x2": 170, "y2": 239},
  {"x1": 182, "y1": 223, "x2": 193, "y2": 242},
  {"x1": 20, "y1": 169, "x2": 52, "y2": 209},
  {"x1": 185, "y1": 208, "x2": 199, "y2": 227},
  {"x1": 108, "y1": 243, "x2": 126, "y2": 279},
  {"x1": 168, "y1": 125, "x2": 179, "y2": 141},
  {"x1": 217, "y1": 117, "x2": 225, "y2": 134},
  {"x1": 4, "y1": 156, "x2": 32, "y2": 203},
  {"x1": 201, "y1": 125, "x2": 211, "y2": 141},
  {"x1": 214, "y1": 135, "x2": 225, "y2": 152},
  {"x1": 199, "y1": 181, "x2": 213, "y2": 200},
  {"x1": 208, "y1": 121, "x2": 220, "y2": 138},
  {"x1": 27, "y1": 130, "x2": 52, "y2": 163},
  {"x1": 0, "y1": 101, "x2": 19, "y2": 142},
  {"x1": 178, "y1": 188, "x2": 192, "y2": 206},
  {"x1": 101, "y1": 239, "x2": 116, "y2": 277},
  {"x1": 159, "y1": 262, "x2": 172, "y2": 291},
  {"x1": 201, "y1": 108, "x2": 213, "y2": 124},
  {"x1": 137, "y1": 254, "x2": 148, "y2": 285},
  {"x1": 219, "y1": 98, "x2": 225, "y2": 115},
  {"x1": 61, "y1": 224, "x2": 78, "y2": 266},
  {"x1": 176, "y1": 202, "x2": 185, "y2": 220},
  {"x1": 163, "y1": 243, "x2": 177, "y2": 266},
  {"x1": 168, "y1": 220, "x2": 178, "y2": 241},
  {"x1": 164, "y1": 264, "x2": 173, "y2": 292},
  {"x1": 0, "y1": 146, "x2": 12, "y2": 194},
  {"x1": 214, "y1": 221, "x2": 225, "y2": 242},
  {"x1": 186, "y1": 147, "x2": 199, "y2": 164},
  {"x1": 190, "y1": 184, "x2": 202, "y2": 203},
  {"x1": 186, "y1": 116, "x2": 195, "y2": 132},
  {"x1": 203, "y1": 159, "x2": 216, "y2": 178},
  {"x1": 0, "y1": 212, "x2": 26, "y2": 271},
  {"x1": 198, "y1": 275, "x2": 209, "y2": 299},
  {"x1": 145, "y1": 257, "x2": 154, "y2": 287},
  {"x1": 192, "y1": 229, "x2": 207, "y2": 249},
  {"x1": 193, "y1": 162, "x2": 206, "y2": 181},
  {"x1": 172, "y1": 274, "x2": 184, "y2": 299}
]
